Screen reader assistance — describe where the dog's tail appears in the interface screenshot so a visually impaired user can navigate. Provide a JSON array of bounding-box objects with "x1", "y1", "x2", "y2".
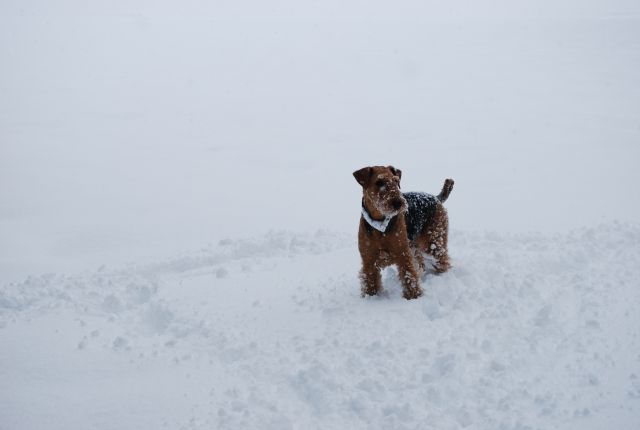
[{"x1": 437, "y1": 178, "x2": 454, "y2": 203}]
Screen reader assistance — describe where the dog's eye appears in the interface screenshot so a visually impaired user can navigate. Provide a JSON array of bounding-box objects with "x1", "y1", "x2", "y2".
[{"x1": 375, "y1": 180, "x2": 385, "y2": 188}]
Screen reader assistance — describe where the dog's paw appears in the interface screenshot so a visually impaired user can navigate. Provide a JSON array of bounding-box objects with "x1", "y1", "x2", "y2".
[
  {"x1": 433, "y1": 262, "x2": 451, "y2": 274},
  {"x1": 362, "y1": 286, "x2": 383, "y2": 297},
  {"x1": 403, "y1": 286, "x2": 423, "y2": 300}
]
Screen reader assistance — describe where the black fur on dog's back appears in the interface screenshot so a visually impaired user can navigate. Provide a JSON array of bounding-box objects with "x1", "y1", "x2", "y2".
[
  {"x1": 403, "y1": 192, "x2": 438, "y2": 241},
  {"x1": 403, "y1": 178, "x2": 454, "y2": 241}
]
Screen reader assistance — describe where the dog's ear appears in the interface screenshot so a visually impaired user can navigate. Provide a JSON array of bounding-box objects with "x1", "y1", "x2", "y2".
[
  {"x1": 388, "y1": 165, "x2": 402, "y2": 180},
  {"x1": 353, "y1": 167, "x2": 372, "y2": 187}
]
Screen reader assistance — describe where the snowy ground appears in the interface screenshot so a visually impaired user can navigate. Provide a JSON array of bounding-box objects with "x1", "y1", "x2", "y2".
[
  {"x1": 2, "y1": 225, "x2": 640, "y2": 429},
  {"x1": 2, "y1": 1, "x2": 640, "y2": 429}
]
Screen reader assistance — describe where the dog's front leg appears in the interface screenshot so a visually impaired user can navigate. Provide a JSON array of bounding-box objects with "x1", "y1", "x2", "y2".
[
  {"x1": 360, "y1": 259, "x2": 382, "y2": 297},
  {"x1": 397, "y1": 251, "x2": 423, "y2": 300},
  {"x1": 412, "y1": 247, "x2": 427, "y2": 278}
]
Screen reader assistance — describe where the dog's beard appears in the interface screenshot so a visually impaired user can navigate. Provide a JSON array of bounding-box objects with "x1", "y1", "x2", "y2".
[{"x1": 374, "y1": 198, "x2": 407, "y2": 218}]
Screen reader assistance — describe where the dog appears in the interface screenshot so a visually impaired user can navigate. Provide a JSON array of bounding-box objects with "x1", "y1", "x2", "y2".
[{"x1": 353, "y1": 165, "x2": 454, "y2": 299}]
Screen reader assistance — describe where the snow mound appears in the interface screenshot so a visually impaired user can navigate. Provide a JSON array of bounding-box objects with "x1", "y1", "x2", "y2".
[{"x1": 1, "y1": 223, "x2": 639, "y2": 429}]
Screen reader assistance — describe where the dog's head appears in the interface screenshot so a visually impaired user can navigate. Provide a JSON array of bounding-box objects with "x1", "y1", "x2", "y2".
[{"x1": 353, "y1": 165, "x2": 407, "y2": 217}]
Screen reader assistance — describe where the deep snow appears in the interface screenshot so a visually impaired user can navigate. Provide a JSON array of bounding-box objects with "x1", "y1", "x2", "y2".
[
  {"x1": 2, "y1": 1, "x2": 640, "y2": 429},
  {"x1": 2, "y1": 225, "x2": 640, "y2": 429}
]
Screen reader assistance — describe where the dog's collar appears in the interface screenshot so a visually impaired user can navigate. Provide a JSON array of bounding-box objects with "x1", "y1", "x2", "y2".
[{"x1": 361, "y1": 202, "x2": 395, "y2": 233}]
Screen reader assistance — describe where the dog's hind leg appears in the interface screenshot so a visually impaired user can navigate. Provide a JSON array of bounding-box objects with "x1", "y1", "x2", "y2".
[{"x1": 427, "y1": 205, "x2": 451, "y2": 273}]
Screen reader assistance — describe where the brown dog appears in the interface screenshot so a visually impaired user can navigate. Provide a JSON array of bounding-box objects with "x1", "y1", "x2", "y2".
[{"x1": 353, "y1": 165, "x2": 454, "y2": 299}]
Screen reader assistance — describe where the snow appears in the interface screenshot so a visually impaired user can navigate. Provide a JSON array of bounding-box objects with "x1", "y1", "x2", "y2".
[
  {"x1": 2, "y1": 1, "x2": 640, "y2": 429},
  {"x1": 2, "y1": 226, "x2": 639, "y2": 429}
]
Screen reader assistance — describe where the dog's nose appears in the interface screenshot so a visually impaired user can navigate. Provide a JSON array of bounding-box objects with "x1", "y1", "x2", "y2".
[{"x1": 392, "y1": 199, "x2": 403, "y2": 210}]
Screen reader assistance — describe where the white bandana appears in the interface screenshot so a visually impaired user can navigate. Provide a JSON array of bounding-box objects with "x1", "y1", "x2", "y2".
[{"x1": 361, "y1": 206, "x2": 395, "y2": 233}]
